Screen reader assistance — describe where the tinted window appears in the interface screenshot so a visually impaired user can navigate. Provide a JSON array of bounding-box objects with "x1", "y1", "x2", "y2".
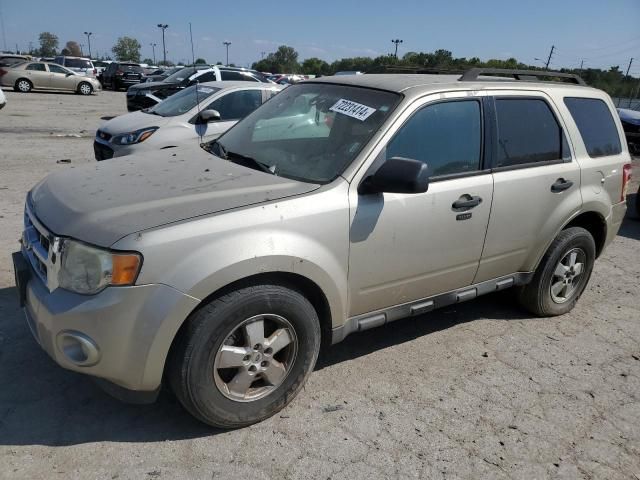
[
  {"x1": 195, "y1": 71, "x2": 217, "y2": 83},
  {"x1": 150, "y1": 84, "x2": 220, "y2": 117},
  {"x1": 48, "y1": 64, "x2": 69, "y2": 74},
  {"x1": 206, "y1": 90, "x2": 262, "y2": 120},
  {"x1": 165, "y1": 67, "x2": 197, "y2": 83},
  {"x1": 26, "y1": 63, "x2": 46, "y2": 71},
  {"x1": 495, "y1": 98, "x2": 564, "y2": 167},
  {"x1": 65, "y1": 58, "x2": 92, "y2": 69},
  {"x1": 564, "y1": 97, "x2": 622, "y2": 157},
  {"x1": 386, "y1": 100, "x2": 482, "y2": 177},
  {"x1": 119, "y1": 64, "x2": 143, "y2": 73},
  {"x1": 221, "y1": 71, "x2": 259, "y2": 82}
]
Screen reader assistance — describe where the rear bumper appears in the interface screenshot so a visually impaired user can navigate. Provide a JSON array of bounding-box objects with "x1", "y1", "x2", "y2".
[
  {"x1": 604, "y1": 201, "x2": 627, "y2": 250},
  {"x1": 19, "y1": 264, "x2": 200, "y2": 397}
]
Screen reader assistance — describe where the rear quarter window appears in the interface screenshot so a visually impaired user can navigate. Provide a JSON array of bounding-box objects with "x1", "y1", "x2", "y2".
[{"x1": 564, "y1": 97, "x2": 622, "y2": 158}]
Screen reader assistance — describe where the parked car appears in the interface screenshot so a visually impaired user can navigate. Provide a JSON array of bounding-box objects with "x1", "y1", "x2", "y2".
[
  {"x1": 0, "y1": 88, "x2": 6, "y2": 109},
  {"x1": 13, "y1": 69, "x2": 631, "y2": 428},
  {"x1": 617, "y1": 108, "x2": 640, "y2": 155},
  {"x1": 94, "y1": 82, "x2": 282, "y2": 160},
  {"x1": 101, "y1": 62, "x2": 144, "y2": 91},
  {"x1": 54, "y1": 56, "x2": 96, "y2": 77},
  {"x1": 0, "y1": 61, "x2": 101, "y2": 94},
  {"x1": 93, "y1": 60, "x2": 112, "y2": 83},
  {"x1": 334, "y1": 71, "x2": 364, "y2": 75},
  {"x1": 126, "y1": 66, "x2": 272, "y2": 111},
  {"x1": 144, "y1": 66, "x2": 182, "y2": 83},
  {"x1": 0, "y1": 54, "x2": 29, "y2": 67}
]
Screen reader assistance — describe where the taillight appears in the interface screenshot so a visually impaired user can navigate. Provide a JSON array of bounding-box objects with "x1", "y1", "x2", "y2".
[
  {"x1": 0, "y1": 68, "x2": 6, "y2": 77},
  {"x1": 622, "y1": 164, "x2": 632, "y2": 202},
  {"x1": 116, "y1": 70, "x2": 124, "y2": 76}
]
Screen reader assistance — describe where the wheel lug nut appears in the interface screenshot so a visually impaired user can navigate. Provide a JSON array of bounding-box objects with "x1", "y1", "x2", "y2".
[
  {"x1": 253, "y1": 344, "x2": 261, "y2": 350},
  {"x1": 264, "y1": 347, "x2": 273, "y2": 355},
  {"x1": 261, "y1": 361, "x2": 268, "y2": 367},
  {"x1": 248, "y1": 365, "x2": 257, "y2": 372},
  {"x1": 243, "y1": 355, "x2": 250, "y2": 361}
]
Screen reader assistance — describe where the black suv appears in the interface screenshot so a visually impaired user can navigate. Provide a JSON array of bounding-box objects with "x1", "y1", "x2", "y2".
[
  {"x1": 102, "y1": 62, "x2": 145, "y2": 91},
  {"x1": 125, "y1": 65, "x2": 271, "y2": 111}
]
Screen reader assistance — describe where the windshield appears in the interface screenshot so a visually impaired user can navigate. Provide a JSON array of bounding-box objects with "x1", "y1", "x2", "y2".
[
  {"x1": 165, "y1": 67, "x2": 198, "y2": 83},
  {"x1": 148, "y1": 84, "x2": 220, "y2": 117},
  {"x1": 209, "y1": 83, "x2": 400, "y2": 183}
]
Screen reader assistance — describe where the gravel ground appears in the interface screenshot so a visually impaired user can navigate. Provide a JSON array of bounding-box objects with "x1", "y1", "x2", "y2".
[{"x1": 0, "y1": 90, "x2": 639, "y2": 480}]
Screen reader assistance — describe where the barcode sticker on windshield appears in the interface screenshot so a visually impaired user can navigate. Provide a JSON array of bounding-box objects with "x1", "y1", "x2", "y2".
[{"x1": 330, "y1": 99, "x2": 376, "y2": 121}]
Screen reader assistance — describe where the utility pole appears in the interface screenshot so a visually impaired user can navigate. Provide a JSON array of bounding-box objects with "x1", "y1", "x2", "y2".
[
  {"x1": 223, "y1": 41, "x2": 231, "y2": 65},
  {"x1": 80, "y1": 43, "x2": 84, "y2": 56},
  {"x1": 545, "y1": 45, "x2": 555, "y2": 69},
  {"x1": 83, "y1": 32, "x2": 92, "y2": 59},
  {"x1": 260, "y1": 51, "x2": 265, "y2": 59},
  {"x1": 619, "y1": 57, "x2": 634, "y2": 107},
  {"x1": 150, "y1": 43, "x2": 157, "y2": 64},
  {"x1": 391, "y1": 39, "x2": 403, "y2": 58},
  {"x1": 157, "y1": 24, "x2": 168, "y2": 64},
  {"x1": 578, "y1": 59, "x2": 584, "y2": 74}
]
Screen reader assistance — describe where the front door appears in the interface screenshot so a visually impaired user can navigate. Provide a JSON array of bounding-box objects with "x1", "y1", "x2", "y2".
[
  {"x1": 475, "y1": 92, "x2": 583, "y2": 282},
  {"x1": 47, "y1": 63, "x2": 74, "y2": 91},
  {"x1": 195, "y1": 89, "x2": 264, "y2": 142},
  {"x1": 348, "y1": 95, "x2": 493, "y2": 317}
]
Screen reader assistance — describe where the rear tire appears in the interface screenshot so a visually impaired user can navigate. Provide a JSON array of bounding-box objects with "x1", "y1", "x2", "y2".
[
  {"x1": 14, "y1": 78, "x2": 32, "y2": 93},
  {"x1": 168, "y1": 283, "x2": 321, "y2": 428},
  {"x1": 517, "y1": 227, "x2": 595, "y2": 316},
  {"x1": 77, "y1": 81, "x2": 93, "y2": 95}
]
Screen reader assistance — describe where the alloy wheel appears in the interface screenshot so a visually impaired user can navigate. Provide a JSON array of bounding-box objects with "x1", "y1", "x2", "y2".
[
  {"x1": 213, "y1": 314, "x2": 298, "y2": 402},
  {"x1": 550, "y1": 247, "x2": 586, "y2": 304}
]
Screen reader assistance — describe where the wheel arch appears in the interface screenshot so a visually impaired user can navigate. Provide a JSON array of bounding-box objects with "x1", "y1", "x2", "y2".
[{"x1": 563, "y1": 210, "x2": 607, "y2": 257}]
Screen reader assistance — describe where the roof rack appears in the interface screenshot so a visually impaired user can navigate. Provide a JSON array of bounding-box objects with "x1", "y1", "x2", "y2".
[
  {"x1": 459, "y1": 68, "x2": 586, "y2": 85},
  {"x1": 366, "y1": 64, "x2": 464, "y2": 75}
]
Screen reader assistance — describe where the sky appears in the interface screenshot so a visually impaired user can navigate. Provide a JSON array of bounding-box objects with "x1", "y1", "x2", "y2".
[{"x1": 0, "y1": 0, "x2": 639, "y2": 75}]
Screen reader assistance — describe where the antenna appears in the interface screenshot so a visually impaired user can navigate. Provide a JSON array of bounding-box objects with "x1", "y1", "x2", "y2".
[{"x1": 189, "y1": 22, "x2": 203, "y2": 144}]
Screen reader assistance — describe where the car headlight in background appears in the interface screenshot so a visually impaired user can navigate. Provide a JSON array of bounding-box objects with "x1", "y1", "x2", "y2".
[
  {"x1": 112, "y1": 127, "x2": 158, "y2": 145},
  {"x1": 58, "y1": 239, "x2": 142, "y2": 294}
]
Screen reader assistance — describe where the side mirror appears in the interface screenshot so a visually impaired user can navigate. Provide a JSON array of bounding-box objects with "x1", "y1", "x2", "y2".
[
  {"x1": 197, "y1": 109, "x2": 221, "y2": 123},
  {"x1": 359, "y1": 157, "x2": 429, "y2": 195}
]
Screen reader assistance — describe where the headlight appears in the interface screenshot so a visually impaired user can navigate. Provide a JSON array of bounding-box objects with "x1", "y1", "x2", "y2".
[
  {"x1": 112, "y1": 127, "x2": 158, "y2": 145},
  {"x1": 58, "y1": 239, "x2": 142, "y2": 295}
]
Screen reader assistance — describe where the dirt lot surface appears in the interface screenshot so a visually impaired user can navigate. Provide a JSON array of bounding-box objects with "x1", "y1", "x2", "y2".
[{"x1": 0, "y1": 90, "x2": 639, "y2": 480}]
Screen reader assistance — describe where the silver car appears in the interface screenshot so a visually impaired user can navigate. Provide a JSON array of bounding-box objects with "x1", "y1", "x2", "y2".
[
  {"x1": 13, "y1": 69, "x2": 631, "y2": 428},
  {"x1": 94, "y1": 81, "x2": 282, "y2": 160}
]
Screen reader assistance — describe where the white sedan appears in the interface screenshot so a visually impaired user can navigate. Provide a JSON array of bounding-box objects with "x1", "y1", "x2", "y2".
[{"x1": 94, "y1": 81, "x2": 282, "y2": 160}]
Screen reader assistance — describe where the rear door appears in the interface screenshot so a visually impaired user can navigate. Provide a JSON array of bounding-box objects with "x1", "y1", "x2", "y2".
[
  {"x1": 24, "y1": 63, "x2": 50, "y2": 88},
  {"x1": 475, "y1": 92, "x2": 582, "y2": 282}
]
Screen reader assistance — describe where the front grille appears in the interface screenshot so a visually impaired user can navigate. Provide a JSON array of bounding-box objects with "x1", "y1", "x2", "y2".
[
  {"x1": 22, "y1": 205, "x2": 51, "y2": 286},
  {"x1": 94, "y1": 140, "x2": 114, "y2": 161}
]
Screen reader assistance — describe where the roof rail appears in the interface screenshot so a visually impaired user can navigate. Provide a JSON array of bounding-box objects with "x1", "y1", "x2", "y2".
[
  {"x1": 459, "y1": 68, "x2": 586, "y2": 85},
  {"x1": 366, "y1": 64, "x2": 464, "y2": 75}
]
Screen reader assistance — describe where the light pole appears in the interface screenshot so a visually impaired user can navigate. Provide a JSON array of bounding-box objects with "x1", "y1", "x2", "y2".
[
  {"x1": 150, "y1": 43, "x2": 157, "y2": 65},
  {"x1": 391, "y1": 38, "x2": 403, "y2": 58},
  {"x1": 157, "y1": 24, "x2": 168, "y2": 64},
  {"x1": 80, "y1": 43, "x2": 84, "y2": 56},
  {"x1": 223, "y1": 41, "x2": 231, "y2": 65},
  {"x1": 83, "y1": 31, "x2": 92, "y2": 59}
]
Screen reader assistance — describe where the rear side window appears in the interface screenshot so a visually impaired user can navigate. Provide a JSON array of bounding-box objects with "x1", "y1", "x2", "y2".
[
  {"x1": 386, "y1": 100, "x2": 482, "y2": 177},
  {"x1": 26, "y1": 63, "x2": 46, "y2": 71},
  {"x1": 564, "y1": 97, "x2": 622, "y2": 157},
  {"x1": 221, "y1": 71, "x2": 259, "y2": 82},
  {"x1": 120, "y1": 64, "x2": 143, "y2": 73},
  {"x1": 495, "y1": 98, "x2": 565, "y2": 167}
]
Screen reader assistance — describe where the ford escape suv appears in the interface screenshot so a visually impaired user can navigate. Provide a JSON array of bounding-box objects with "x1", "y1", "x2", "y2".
[{"x1": 13, "y1": 69, "x2": 631, "y2": 428}]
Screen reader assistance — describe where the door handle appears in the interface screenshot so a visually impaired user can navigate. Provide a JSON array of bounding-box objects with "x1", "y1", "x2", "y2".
[
  {"x1": 452, "y1": 195, "x2": 482, "y2": 210},
  {"x1": 551, "y1": 178, "x2": 573, "y2": 193}
]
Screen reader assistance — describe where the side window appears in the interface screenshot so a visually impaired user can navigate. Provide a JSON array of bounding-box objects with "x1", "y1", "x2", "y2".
[
  {"x1": 564, "y1": 97, "x2": 622, "y2": 158},
  {"x1": 26, "y1": 63, "x2": 46, "y2": 71},
  {"x1": 386, "y1": 100, "x2": 482, "y2": 177},
  {"x1": 495, "y1": 98, "x2": 565, "y2": 167},
  {"x1": 206, "y1": 90, "x2": 263, "y2": 120},
  {"x1": 48, "y1": 64, "x2": 68, "y2": 74},
  {"x1": 195, "y1": 71, "x2": 217, "y2": 83}
]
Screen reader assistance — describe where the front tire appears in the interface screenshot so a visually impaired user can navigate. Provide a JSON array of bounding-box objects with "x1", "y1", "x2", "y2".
[
  {"x1": 78, "y1": 81, "x2": 93, "y2": 95},
  {"x1": 14, "y1": 78, "x2": 32, "y2": 93},
  {"x1": 518, "y1": 227, "x2": 596, "y2": 316},
  {"x1": 168, "y1": 283, "x2": 321, "y2": 428}
]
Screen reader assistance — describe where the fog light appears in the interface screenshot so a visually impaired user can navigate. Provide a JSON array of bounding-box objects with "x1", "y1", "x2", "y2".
[{"x1": 56, "y1": 331, "x2": 100, "y2": 366}]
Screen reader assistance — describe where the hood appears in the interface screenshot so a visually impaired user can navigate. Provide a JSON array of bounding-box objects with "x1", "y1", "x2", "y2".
[
  {"x1": 100, "y1": 111, "x2": 172, "y2": 135},
  {"x1": 129, "y1": 81, "x2": 179, "y2": 92},
  {"x1": 30, "y1": 145, "x2": 320, "y2": 247}
]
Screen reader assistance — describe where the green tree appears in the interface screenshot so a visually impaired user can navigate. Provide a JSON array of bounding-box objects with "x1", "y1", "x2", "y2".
[
  {"x1": 61, "y1": 41, "x2": 81, "y2": 56},
  {"x1": 301, "y1": 57, "x2": 330, "y2": 76},
  {"x1": 112, "y1": 36, "x2": 141, "y2": 62},
  {"x1": 38, "y1": 32, "x2": 58, "y2": 57},
  {"x1": 194, "y1": 57, "x2": 207, "y2": 64},
  {"x1": 141, "y1": 58, "x2": 154, "y2": 65},
  {"x1": 252, "y1": 45, "x2": 300, "y2": 73}
]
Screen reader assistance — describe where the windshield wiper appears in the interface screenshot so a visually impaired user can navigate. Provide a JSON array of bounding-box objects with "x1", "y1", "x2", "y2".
[
  {"x1": 227, "y1": 150, "x2": 275, "y2": 175},
  {"x1": 142, "y1": 108, "x2": 160, "y2": 115}
]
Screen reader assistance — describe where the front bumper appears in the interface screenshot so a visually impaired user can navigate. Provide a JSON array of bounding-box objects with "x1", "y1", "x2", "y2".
[{"x1": 14, "y1": 251, "x2": 200, "y2": 398}]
